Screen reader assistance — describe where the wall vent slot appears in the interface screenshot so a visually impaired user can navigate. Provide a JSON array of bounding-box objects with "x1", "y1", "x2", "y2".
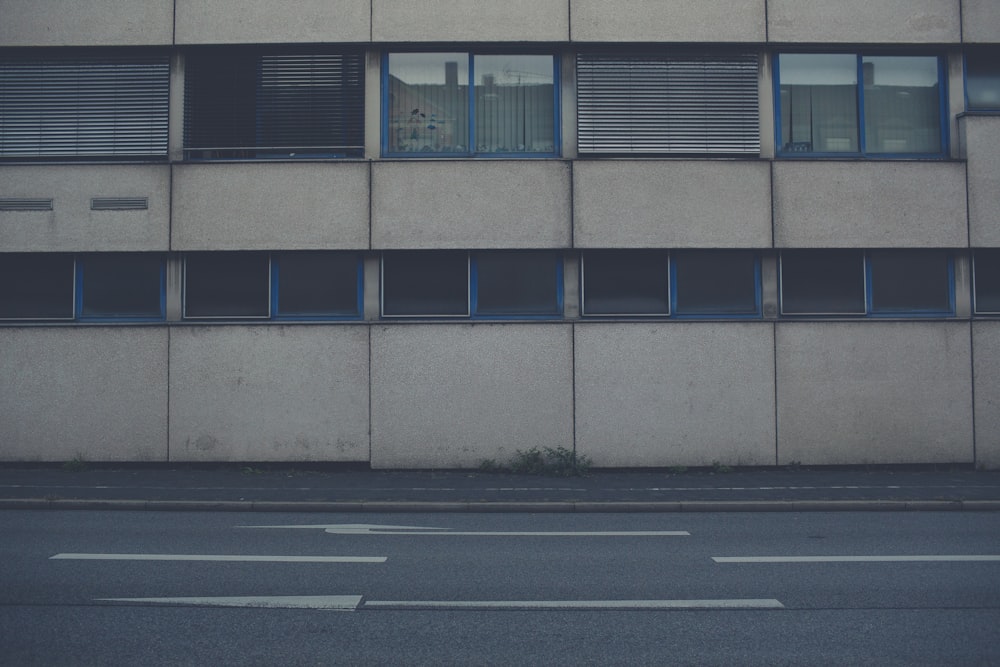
[
  {"x1": 91, "y1": 197, "x2": 149, "y2": 211},
  {"x1": 0, "y1": 198, "x2": 54, "y2": 211}
]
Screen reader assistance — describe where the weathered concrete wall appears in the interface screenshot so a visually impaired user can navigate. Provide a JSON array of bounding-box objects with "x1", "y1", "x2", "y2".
[
  {"x1": 171, "y1": 163, "x2": 370, "y2": 250},
  {"x1": 773, "y1": 162, "x2": 968, "y2": 248},
  {"x1": 0, "y1": 327, "x2": 168, "y2": 461},
  {"x1": 767, "y1": 0, "x2": 961, "y2": 43},
  {"x1": 372, "y1": 161, "x2": 571, "y2": 249},
  {"x1": 575, "y1": 323, "x2": 776, "y2": 467},
  {"x1": 370, "y1": 324, "x2": 573, "y2": 468},
  {"x1": 372, "y1": 0, "x2": 568, "y2": 42},
  {"x1": 573, "y1": 161, "x2": 772, "y2": 248},
  {"x1": 571, "y1": 0, "x2": 765, "y2": 43},
  {"x1": 168, "y1": 325, "x2": 370, "y2": 462},
  {"x1": 973, "y1": 323, "x2": 1000, "y2": 470},
  {"x1": 0, "y1": 166, "x2": 170, "y2": 252},
  {"x1": 961, "y1": 116, "x2": 1000, "y2": 247},
  {"x1": 962, "y1": 0, "x2": 1000, "y2": 42},
  {"x1": 0, "y1": 0, "x2": 173, "y2": 46},
  {"x1": 775, "y1": 322, "x2": 973, "y2": 465},
  {"x1": 175, "y1": 0, "x2": 370, "y2": 44}
]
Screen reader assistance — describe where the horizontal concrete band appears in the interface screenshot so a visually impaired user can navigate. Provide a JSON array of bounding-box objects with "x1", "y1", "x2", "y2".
[{"x1": 2, "y1": 499, "x2": 999, "y2": 513}]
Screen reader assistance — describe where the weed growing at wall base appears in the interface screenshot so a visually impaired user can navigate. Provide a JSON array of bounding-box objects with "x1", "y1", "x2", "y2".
[{"x1": 480, "y1": 447, "x2": 591, "y2": 477}]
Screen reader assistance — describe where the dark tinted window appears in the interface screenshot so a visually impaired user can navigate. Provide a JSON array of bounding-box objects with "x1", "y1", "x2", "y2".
[
  {"x1": 974, "y1": 249, "x2": 1000, "y2": 314},
  {"x1": 274, "y1": 252, "x2": 360, "y2": 317},
  {"x1": 781, "y1": 250, "x2": 865, "y2": 315},
  {"x1": 0, "y1": 254, "x2": 74, "y2": 319},
  {"x1": 475, "y1": 252, "x2": 560, "y2": 316},
  {"x1": 184, "y1": 253, "x2": 270, "y2": 318},
  {"x1": 582, "y1": 250, "x2": 669, "y2": 315},
  {"x1": 869, "y1": 250, "x2": 951, "y2": 314},
  {"x1": 79, "y1": 254, "x2": 163, "y2": 319},
  {"x1": 382, "y1": 251, "x2": 468, "y2": 316},
  {"x1": 674, "y1": 250, "x2": 758, "y2": 315}
]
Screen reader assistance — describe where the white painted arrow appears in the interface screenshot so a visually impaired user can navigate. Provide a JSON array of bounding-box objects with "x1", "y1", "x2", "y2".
[
  {"x1": 239, "y1": 523, "x2": 689, "y2": 537},
  {"x1": 97, "y1": 595, "x2": 363, "y2": 610}
]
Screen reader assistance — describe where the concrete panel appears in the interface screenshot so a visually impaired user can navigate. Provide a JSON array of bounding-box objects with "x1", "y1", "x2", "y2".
[
  {"x1": 372, "y1": 0, "x2": 568, "y2": 42},
  {"x1": 169, "y1": 325, "x2": 369, "y2": 462},
  {"x1": 0, "y1": 327, "x2": 167, "y2": 462},
  {"x1": 773, "y1": 161, "x2": 968, "y2": 248},
  {"x1": 0, "y1": 0, "x2": 172, "y2": 46},
  {"x1": 575, "y1": 323, "x2": 776, "y2": 467},
  {"x1": 768, "y1": 0, "x2": 960, "y2": 43},
  {"x1": 573, "y1": 160, "x2": 772, "y2": 248},
  {"x1": 0, "y1": 165, "x2": 170, "y2": 252},
  {"x1": 175, "y1": 0, "x2": 370, "y2": 44},
  {"x1": 371, "y1": 324, "x2": 573, "y2": 468},
  {"x1": 973, "y1": 323, "x2": 1000, "y2": 469},
  {"x1": 962, "y1": 116, "x2": 1000, "y2": 247},
  {"x1": 372, "y1": 161, "x2": 571, "y2": 249},
  {"x1": 571, "y1": 0, "x2": 765, "y2": 43},
  {"x1": 171, "y1": 163, "x2": 370, "y2": 250},
  {"x1": 776, "y1": 322, "x2": 973, "y2": 465},
  {"x1": 962, "y1": 0, "x2": 1000, "y2": 42}
]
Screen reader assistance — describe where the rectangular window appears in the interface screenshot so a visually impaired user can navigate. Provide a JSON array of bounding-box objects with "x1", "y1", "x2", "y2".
[
  {"x1": 973, "y1": 249, "x2": 1000, "y2": 315},
  {"x1": 382, "y1": 251, "x2": 469, "y2": 317},
  {"x1": 673, "y1": 250, "x2": 759, "y2": 316},
  {"x1": 780, "y1": 250, "x2": 866, "y2": 315},
  {"x1": 582, "y1": 250, "x2": 670, "y2": 316},
  {"x1": 0, "y1": 52, "x2": 169, "y2": 161},
  {"x1": 966, "y1": 47, "x2": 1000, "y2": 111},
  {"x1": 473, "y1": 251, "x2": 562, "y2": 317},
  {"x1": 868, "y1": 250, "x2": 952, "y2": 314},
  {"x1": 77, "y1": 254, "x2": 164, "y2": 320},
  {"x1": 0, "y1": 254, "x2": 75, "y2": 320},
  {"x1": 272, "y1": 251, "x2": 361, "y2": 318},
  {"x1": 384, "y1": 52, "x2": 557, "y2": 156},
  {"x1": 184, "y1": 48, "x2": 364, "y2": 159},
  {"x1": 777, "y1": 53, "x2": 945, "y2": 156},
  {"x1": 184, "y1": 253, "x2": 270, "y2": 319},
  {"x1": 577, "y1": 52, "x2": 760, "y2": 155}
]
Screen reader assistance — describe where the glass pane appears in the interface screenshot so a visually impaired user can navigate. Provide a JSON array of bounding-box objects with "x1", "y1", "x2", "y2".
[
  {"x1": 475, "y1": 251, "x2": 560, "y2": 315},
  {"x1": 184, "y1": 253, "x2": 270, "y2": 318},
  {"x1": 781, "y1": 250, "x2": 865, "y2": 315},
  {"x1": 779, "y1": 54, "x2": 858, "y2": 153},
  {"x1": 974, "y1": 249, "x2": 1000, "y2": 314},
  {"x1": 474, "y1": 55, "x2": 555, "y2": 154},
  {"x1": 0, "y1": 254, "x2": 74, "y2": 319},
  {"x1": 863, "y1": 56, "x2": 942, "y2": 154},
  {"x1": 870, "y1": 250, "x2": 951, "y2": 313},
  {"x1": 275, "y1": 252, "x2": 360, "y2": 317},
  {"x1": 674, "y1": 251, "x2": 758, "y2": 315},
  {"x1": 382, "y1": 251, "x2": 468, "y2": 316},
  {"x1": 80, "y1": 254, "x2": 163, "y2": 318},
  {"x1": 967, "y1": 48, "x2": 1000, "y2": 110},
  {"x1": 582, "y1": 250, "x2": 669, "y2": 315},
  {"x1": 387, "y1": 53, "x2": 469, "y2": 154}
]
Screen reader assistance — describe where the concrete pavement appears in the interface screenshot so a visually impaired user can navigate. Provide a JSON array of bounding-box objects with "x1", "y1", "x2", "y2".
[{"x1": 1, "y1": 464, "x2": 999, "y2": 512}]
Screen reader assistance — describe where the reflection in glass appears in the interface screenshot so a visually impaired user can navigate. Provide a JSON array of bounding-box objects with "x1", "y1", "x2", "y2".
[
  {"x1": 779, "y1": 54, "x2": 858, "y2": 153},
  {"x1": 387, "y1": 53, "x2": 469, "y2": 154},
  {"x1": 966, "y1": 48, "x2": 1000, "y2": 110},
  {"x1": 862, "y1": 56, "x2": 941, "y2": 154},
  {"x1": 474, "y1": 55, "x2": 554, "y2": 154}
]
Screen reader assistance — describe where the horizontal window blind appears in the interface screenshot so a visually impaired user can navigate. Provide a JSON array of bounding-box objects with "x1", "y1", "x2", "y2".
[
  {"x1": 0, "y1": 53, "x2": 169, "y2": 160},
  {"x1": 184, "y1": 49, "x2": 364, "y2": 158},
  {"x1": 577, "y1": 52, "x2": 760, "y2": 155}
]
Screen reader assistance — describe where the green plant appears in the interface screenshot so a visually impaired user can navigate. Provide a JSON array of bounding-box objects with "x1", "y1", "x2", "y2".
[
  {"x1": 61, "y1": 454, "x2": 88, "y2": 472},
  {"x1": 711, "y1": 460, "x2": 733, "y2": 474},
  {"x1": 480, "y1": 446, "x2": 592, "y2": 477}
]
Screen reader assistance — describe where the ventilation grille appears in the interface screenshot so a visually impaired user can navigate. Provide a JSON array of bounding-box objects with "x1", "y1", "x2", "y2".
[
  {"x1": 91, "y1": 197, "x2": 149, "y2": 211},
  {"x1": 0, "y1": 198, "x2": 54, "y2": 211}
]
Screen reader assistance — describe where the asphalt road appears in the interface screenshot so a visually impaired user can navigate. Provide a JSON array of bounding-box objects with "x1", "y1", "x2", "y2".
[{"x1": 2, "y1": 510, "x2": 999, "y2": 665}]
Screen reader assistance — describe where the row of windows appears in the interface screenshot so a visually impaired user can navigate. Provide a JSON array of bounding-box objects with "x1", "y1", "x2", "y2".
[
  {"x1": 3, "y1": 250, "x2": 999, "y2": 322},
  {"x1": 2, "y1": 47, "x2": 999, "y2": 161}
]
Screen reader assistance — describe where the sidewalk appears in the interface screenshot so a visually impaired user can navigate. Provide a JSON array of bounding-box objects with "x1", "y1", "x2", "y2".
[{"x1": 2, "y1": 464, "x2": 999, "y2": 512}]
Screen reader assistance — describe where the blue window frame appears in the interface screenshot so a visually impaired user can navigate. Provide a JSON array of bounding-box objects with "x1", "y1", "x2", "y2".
[
  {"x1": 383, "y1": 52, "x2": 559, "y2": 157},
  {"x1": 775, "y1": 53, "x2": 947, "y2": 157},
  {"x1": 965, "y1": 47, "x2": 1000, "y2": 112}
]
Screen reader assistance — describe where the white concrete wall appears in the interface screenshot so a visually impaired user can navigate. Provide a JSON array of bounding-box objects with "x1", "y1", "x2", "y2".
[
  {"x1": 962, "y1": 0, "x2": 1000, "y2": 42},
  {"x1": 575, "y1": 323, "x2": 776, "y2": 467},
  {"x1": 0, "y1": 0, "x2": 173, "y2": 46},
  {"x1": 773, "y1": 162, "x2": 968, "y2": 248},
  {"x1": 775, "y1": 322, "x2": 973, "y2": 465},
  {"x1": 571, "y1": 0, "x2": 765, "y2": 43},
  {"x1": 175, "y1": 0, "x2": 371, "y2": 44},
  {"x1": 0, "y1": 327, "x2": 168, "y2": 461},
  {"x1": 372, "y1": 0, "x2": 568, "y2": 42},
  {"x1": 573, "y1": 161, "x2": 772, "y2": 248},
  {"x1": 961, "y1": 117, "x2": 1000, "y2": 247},
  {"x1": 168, "y1": 325, "x2": 370, "y2": 462},
  {"x1": 370, "y1": 324, "x2": 573, "y2": 468},
  {"x1": 171, "y1": 163, "x2": 370, "y2": 251},
  {"x1": 767, "y1": 0, "x2": 961, "y2": 43},
  {"x1": 973, "y1": 323, "x2": 1000, "y2": 469},
  {"x1": 0, "y1": 166, "x2": 170, "y2": 252},
  {"x1": 372, "y1": 161, "x2": 571, "y2": 249}
]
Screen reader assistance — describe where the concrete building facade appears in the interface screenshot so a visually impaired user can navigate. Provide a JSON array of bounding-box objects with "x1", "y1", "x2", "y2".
[{"x1": 1, "y1": 0, "x2": 998, "y2": 468}]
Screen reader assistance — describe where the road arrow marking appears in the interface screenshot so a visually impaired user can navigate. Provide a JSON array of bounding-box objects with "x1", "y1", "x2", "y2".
[
  {"x1": 363, "y1": 599, "x2": 784, "y2": 610},
  {"x1": 51, "y1": 553, "x2": 386, "y2": 563},
  {"x1": 239, "y1": 523, "x2": 689, "y2": 537},
  {"x1": 97, "y1": 595, "x2": 363, "y2": 610},
  {"x1": 713, "y1": 555, "x2": 1000, "y2": 563}
]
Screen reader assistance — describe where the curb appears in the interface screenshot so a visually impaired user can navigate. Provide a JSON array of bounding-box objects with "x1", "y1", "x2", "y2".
[{"x1": 2, "y1": 498, "x2": 999, "y2": 513}]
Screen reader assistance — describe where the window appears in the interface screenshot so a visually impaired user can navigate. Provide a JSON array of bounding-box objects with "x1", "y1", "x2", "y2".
[
  {"x1": 577, "y1": 52, "x2": 760, "y2": 155},
  {"x1": 0, "y1": 253, "x2": 164, "y2": 321},
  {"x1": 381, "y1": 251, "x2": 562, "y2": 318},
  {"x1": 184, "y1": 48, "x2": 364, "y2": 159},
  {"x1": 582, "y1": 250, "x2": 670, "y2": 316},
  {"x1": 780, "y1": 249, "x2": 953, "y2": 316},
  {"x1": 184, "y1": 252, "x2": 362, "y2": 319},
  {"x1": 776, "y1": 53, "x2": 945, "y2": 156},
  {"x1": 973, "y1": 249, "x2": 1000, "y2": 315},
  {"x1": 0, "y1": 52, "x2": 169, "y2": 161},
  {"x1": 673, "y1": 250, "x2": 759, "y2": 316},
  {"x1": 966, "y1": 47, "x2": 1000, "y2": 111},
  {"x1": 384, "y1": 53, "x2": 557, "y2": 156}
]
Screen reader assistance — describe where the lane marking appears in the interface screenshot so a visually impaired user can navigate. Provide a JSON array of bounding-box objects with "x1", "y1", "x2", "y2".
[
  {"x1": 97, "y1": 595, "x2": 363, "y2": 610},
  {"x1": 363, "y1": 599, "x2": 784, "y2": 610},
  {"x1": 51, "y1": 553, "x2": 386, "y2": 563},
  {"x1": 239, "y1": 523, "x2": 689, "y2": 537},
  {"x1": 713, "y1": 555, "x2": 1000, "y2": 563}
]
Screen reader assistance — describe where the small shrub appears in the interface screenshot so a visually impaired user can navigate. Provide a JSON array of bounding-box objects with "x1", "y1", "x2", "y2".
[
  {"x1": 61, "y1": 454, "x2": 88, "y2": 472},
  {"x1": 711, "y1": 460, "x2": 733, "y2": 474},
  {"x1": 480, "y1": 446, "x2": 591, "y2": 477}
]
